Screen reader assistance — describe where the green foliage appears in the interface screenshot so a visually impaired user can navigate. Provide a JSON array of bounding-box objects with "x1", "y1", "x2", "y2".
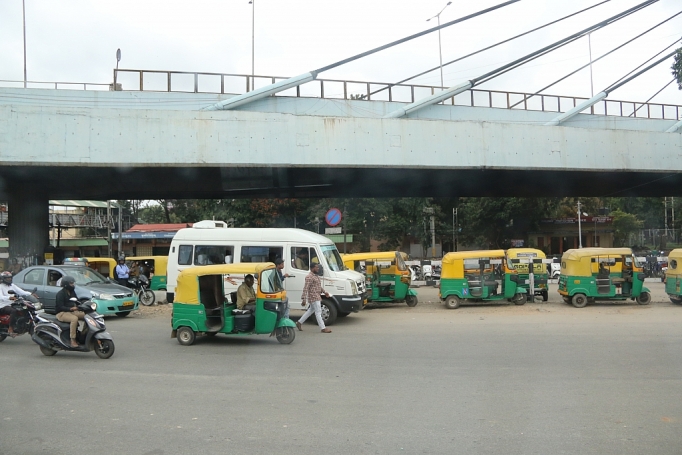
[
  {"x1": 610, "y1": 209, "x2": 643, "y2": 247},
  {"x1": 672, "y1": 46, "x2": 682, "y2": 90}
]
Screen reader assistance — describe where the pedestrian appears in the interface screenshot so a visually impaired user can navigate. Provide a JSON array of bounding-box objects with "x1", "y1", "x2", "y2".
[
  {"x1": 274, "y1": 258, "x2": 291, "y2": 319},
  {"x1": 115, "y1": 258, "x2": 130, "y2": 287},
  {"x1": 296, "y1": 262, "x2": 332, "y2": 333}
]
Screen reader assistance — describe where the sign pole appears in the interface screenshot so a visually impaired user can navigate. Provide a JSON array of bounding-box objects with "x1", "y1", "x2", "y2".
[{"x1": 343, "y1": 206, "x2": 347, "y2": 253}]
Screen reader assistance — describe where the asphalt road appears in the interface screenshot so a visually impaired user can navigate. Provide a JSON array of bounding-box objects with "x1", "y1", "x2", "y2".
[{"x1": 1, "y1": 281, "x2": 681, "y2": 455}]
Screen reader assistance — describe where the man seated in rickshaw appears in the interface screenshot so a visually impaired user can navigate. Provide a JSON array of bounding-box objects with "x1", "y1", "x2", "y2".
[
  {"x1": 236, "y1": 274, "x2": 256, "y2": 312},
  {"x1": 598, "y1": 262, "x2": 610, "y2": 278}
]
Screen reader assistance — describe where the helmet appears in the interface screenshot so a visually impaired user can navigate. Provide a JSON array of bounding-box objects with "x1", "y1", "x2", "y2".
[
  {"x1": 61, "y1": 276, "x2": 76, "y2": 288},
  {"x1": 0, "y1": 271, "x2": 12, "y2": 283}
]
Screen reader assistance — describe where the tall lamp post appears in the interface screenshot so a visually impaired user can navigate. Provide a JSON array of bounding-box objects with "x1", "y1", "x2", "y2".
[
  {"x1": 22, "y1": 0, "x2": 27, "y2": 88},
  {"x1": 426, "y1": 1, "x2": 452, "y2": 89},
  {"x1": 577, "y1": 201, "x2": 588, "y2": 248},
  {"x1": 248, "y1": 0, "x2": 255, "y2": 91}
]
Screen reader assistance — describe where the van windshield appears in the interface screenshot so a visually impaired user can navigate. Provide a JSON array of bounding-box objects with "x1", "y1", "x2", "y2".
[{"x1": 321, "y1": 245, "x2": 345, "y2": 272}]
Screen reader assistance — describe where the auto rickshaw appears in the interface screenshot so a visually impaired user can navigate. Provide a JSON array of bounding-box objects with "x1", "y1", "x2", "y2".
[
  {"x1": 440, "y1": 250, "x2": 527, "y2": 309},
  {"x1": 171, "y1": 263, "x2": 296, "y2": 345},
  {"x1": 342, "y1": 251, "x2": 418, "y2": 307},
  {"x1": 84, "y1": 257, "x2": 118, "y2": 279},
  {"x1": 127, "y1": 256, "x2": 168, "y2": 291},
  {"x1": 663, "y1": 249, "x2": 682, "y2": 304},
  {"x1": 557, "y1": 247, "x2": 651, "y2": 308},
  {"x1": 507, "y1": 248, "x2": 549, "y2": 301}
]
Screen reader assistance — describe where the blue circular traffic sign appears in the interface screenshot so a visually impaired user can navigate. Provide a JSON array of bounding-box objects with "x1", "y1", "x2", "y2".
[{"x1": 325, "y1": 208, "x2": 342, "y2": 227}]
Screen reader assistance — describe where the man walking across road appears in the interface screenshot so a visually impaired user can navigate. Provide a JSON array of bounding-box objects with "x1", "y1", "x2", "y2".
[{"x1": 296, "y1": 262, "x2": 332, "y2": 333}]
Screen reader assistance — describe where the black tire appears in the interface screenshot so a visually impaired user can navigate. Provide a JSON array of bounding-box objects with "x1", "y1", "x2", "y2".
[
  {"x1": 513, "y1": 293, "x2": 527, "y2": 305},
  {"x1": 444, "y1": 295, "x2": 460, "y2": 309},
  {"x1": 542, "y1": 291, "x2": 549, "y2": 302},
  {"x1": 115, "y1": 311, "x2": 130, "y2": 317},
  {"x1": 571, "y1": 293, "x2": 588, "y2": 308},
  {"x1": 176, "y1": 327, "x2": 196, "y2": 346},
  {"x1": 636, "y1": 292, "x2": 651, "y2": 305},
  {"x1": 405, "y1": 295, "x2": 418, "y2": 307},
  {"x1": 670, "y1": 297, "x2": 682, "y2": 305},
  {"x1": 94, "y1": 339, "x2": 115, "y2": 359},
  {"x1": 320, "y1": 299, "x2": 338, "y2": 326},
  {"x1": 276, "y1": 327, "x2": 296, "y2": 344},
  {"x1": 562, "y1": 296, "x2": 571, "y2": 304},
  {"x1": 140, "y1": 290, "x2": 155, "y2": 306},
  {"x1": 0, "y1": 334, "x2": 6, "y2": 343},
  {"x1": 337, "y1": 311, "x2": 350, "y2": 317},
  {"x1": 39, "y1": 346, "x2": 57, "y2": 356}
]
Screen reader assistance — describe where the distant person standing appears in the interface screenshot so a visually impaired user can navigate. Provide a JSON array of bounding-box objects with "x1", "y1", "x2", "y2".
[
  {"x1": 296, "y1": 263, "x2": 332, "y2": 333},
  {"x1": 9, "y1": 258, "x2": 22, "y2": 275},
  {"x1": 274, "y1": 258, "x2": 291, "y2": 319},
  {"x1": 115, "y1": 259, "x2": 130, "y2": 287}
]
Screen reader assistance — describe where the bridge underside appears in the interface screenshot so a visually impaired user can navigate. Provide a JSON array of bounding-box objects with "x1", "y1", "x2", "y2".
[{"x1": 1, "y1": 165, "x2": 680, "y2": 200}]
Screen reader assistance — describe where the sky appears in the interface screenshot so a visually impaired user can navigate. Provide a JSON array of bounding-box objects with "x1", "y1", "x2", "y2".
[{"x1": 0, "y1": 0, "x2": 680, "y2": 105}]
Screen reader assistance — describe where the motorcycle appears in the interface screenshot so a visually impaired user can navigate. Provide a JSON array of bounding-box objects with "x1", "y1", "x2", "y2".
[
  {"x1": 0, "y1": 290, "x2": 42, "y2": 342},
  {"x1": 31, "y1": 298, "x2": 115, "y2": 359},
  {"x1": 128, "y1": 274, "x2": 156, "y2": 306}
]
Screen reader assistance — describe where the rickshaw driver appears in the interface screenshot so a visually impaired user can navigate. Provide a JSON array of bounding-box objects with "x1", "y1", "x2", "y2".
[{"x1": 236, "y1": 274, "x2": 256, "y2": 311}]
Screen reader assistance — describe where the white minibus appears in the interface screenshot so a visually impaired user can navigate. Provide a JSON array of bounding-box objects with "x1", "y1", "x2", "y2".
[{"x1": 167, "y1": 220, "x2": 365, "y2": 325}]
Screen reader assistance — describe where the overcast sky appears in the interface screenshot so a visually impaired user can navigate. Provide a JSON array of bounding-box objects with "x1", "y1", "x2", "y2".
[{"x1": 0, "y1": 0, "x2": 680, "y2": 104}]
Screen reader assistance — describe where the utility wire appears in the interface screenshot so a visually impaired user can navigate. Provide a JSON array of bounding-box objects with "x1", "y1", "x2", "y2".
[
  {"x1": 628, "y1": 78, "x2": 676, "y2": 117},
  {"x1": 368, "y1": 0, "x2": 612, "y2": 97},
  {"x1": 472, "y1": 0, "x2": 659, "y2": 87},
  {"x1": 604, "y1": 49, "x2": 677, "y2": 94},
  {"x1": 609, "y1": 39, "x2": 680, "y2": 89},
  {"x1": 509, "y1": 11, "x2": 682, "y2": 108},
  {"x1": 312, "y1": 0, "x2": 521, "y2": 75}
]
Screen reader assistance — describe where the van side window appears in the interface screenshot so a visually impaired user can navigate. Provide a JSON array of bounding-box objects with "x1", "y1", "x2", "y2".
[
  {"x1": 292, "y1": 247, "x2": 309, "y2": 271},
  {"x1": 242, "y1": 246, "x2": 283, "y2": 263},
  {"x1": 178, "y1": 245, "x2": 193, "y2": 265},
  {"x1": 194, "y1": 246, "x2": 230, "y2": 265}
]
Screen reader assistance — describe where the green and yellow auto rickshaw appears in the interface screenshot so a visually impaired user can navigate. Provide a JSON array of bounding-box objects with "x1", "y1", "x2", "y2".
[
  {"x1": 664, "y1": 249, "x2": 682, "y2": 305},
  {"x1": 558, "y1": 247, "x2": 651, "y2": 308},
  {"x1": 342, "y1": 251, "x2": 418, "y2": 307},
  {"x1": 127, "y1": 256, "x2": 168, "y2": 291},
  {"x1": 171, "y1": 263, "x2": 296, "y2": 345},
  {"x1": 440, "y1": 250, "x2": 527, "y2": 309},
  {"x1": 507, "y1": 248, "x2": 549, "y2": 302}
]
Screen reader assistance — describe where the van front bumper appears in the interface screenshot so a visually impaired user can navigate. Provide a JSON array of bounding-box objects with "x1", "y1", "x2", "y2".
[{"x1": 336, "y1": 295, "x2": 363, "y2": 313}]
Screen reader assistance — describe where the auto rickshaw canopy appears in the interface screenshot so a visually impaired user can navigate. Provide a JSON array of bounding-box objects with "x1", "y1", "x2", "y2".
[
  {"x1": 342, "y1": 251, "x2": 408, "y2": 273},
  {"x1": 127, "y1": 255, "x2": 168, "y2": 273},
  {"x1": 561, "y1": 248, "x2": 634, "y2": 276},
  {"x1": 665, "y1": 249, "x2": 682, "y2": 277},
  {"x1": 175, "y1": 263, "x2": 276, "y2": 305},
  {"x1": 507, "y1": 248, "x2": 546, "y2": 274},
  {"x1": 84, "y1": 257, "x2": 118, "y2": 278},
  {"x1": 442, "y1": 250, "x2": 506, "y2": 279}
]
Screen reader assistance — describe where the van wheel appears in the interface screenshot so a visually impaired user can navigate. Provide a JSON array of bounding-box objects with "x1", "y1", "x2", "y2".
[
  {"x1": 444, "y1": 295, "x2": 460, "y2": 309},
  {"x1": 571, "y1": 294, "x2": 588, "y2": 308},
  {"x1": 405, "y1": 295, "x2": 418, "y2": 307},
  {"x1": 636, "y1": 292, "x2": 651, "y2": 305},
  {"x1": 176, "y1": 327, "x2": 196, "y2": 346},
  {"x1": 320, "y1": 300, "x2": 338, "y2": 326}
]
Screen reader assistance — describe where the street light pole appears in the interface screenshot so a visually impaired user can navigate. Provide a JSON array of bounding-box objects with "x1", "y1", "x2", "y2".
[
  {"x1": 427, "y1": 1, "x2": 452, "y2": 89},
  {"x1": 249, "y1": 0, "x2": 255, "y2": 91},
  {"x1": 578, "y1": 201, "x2": 583, "y2": 248},
  {"x1": 588, "y1": 33, "x2": 594, "y2": 97},
  {"x1": 22, "y1": 0, "x2": 27, "y2": 88}
]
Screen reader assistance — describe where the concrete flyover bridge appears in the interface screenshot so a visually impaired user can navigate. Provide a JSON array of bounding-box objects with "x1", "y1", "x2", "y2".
[{"x1": 0, "y1": 69, "x2": 681, "y2": 257}]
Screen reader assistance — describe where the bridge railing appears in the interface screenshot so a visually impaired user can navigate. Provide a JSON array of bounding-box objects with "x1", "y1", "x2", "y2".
[{"x1": 0, "y1": 79, "x2": 111, "y2": 91}]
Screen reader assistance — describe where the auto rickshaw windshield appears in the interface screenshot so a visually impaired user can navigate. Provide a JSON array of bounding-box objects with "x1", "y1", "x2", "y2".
[{"x1": 260, "y1": 268, "x2": 284, "y2": 293}]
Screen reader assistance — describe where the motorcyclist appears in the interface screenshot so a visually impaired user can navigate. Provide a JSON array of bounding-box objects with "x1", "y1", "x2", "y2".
[
  {"x1": 55, "y1": 276, "x2": 85, "y2": 348},
  {"x1": 0, "y1": 272, "x2": 20, "y2": 337},
  {"x1": 0, "y1": 270, "x2": 38, "y2": 303}
]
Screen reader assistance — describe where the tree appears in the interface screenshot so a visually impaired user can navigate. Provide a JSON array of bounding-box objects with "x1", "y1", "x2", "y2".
[
  {"x1": 672, "y1": 45, "x2": 682, "y2": 90},
  {"x1": 610, "y1": 209, "x2": 643, "y2": 247}
]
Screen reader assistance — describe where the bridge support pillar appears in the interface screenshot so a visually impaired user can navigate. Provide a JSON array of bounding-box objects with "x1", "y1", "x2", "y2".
[{"x1": 7, "y1": 190, "x2": 49, "y2": 266}]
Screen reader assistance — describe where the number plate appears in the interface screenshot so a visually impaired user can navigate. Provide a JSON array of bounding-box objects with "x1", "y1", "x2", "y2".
[{"x1": 121, "y1": 300, "x2": 134, "y2": 308}]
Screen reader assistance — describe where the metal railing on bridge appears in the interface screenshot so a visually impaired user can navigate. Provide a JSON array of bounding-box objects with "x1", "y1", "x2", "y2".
[{"x1": 2, "y1": 70, "x2": 680, "y2": 121}]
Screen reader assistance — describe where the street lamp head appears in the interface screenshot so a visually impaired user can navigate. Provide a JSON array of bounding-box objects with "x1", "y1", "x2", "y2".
[
  {"x1": 116, "y1": 48, "x2": 121, "y2": 63},
  {"x1": 447, "y1": 1, "x2": 452, "y2": 5}
]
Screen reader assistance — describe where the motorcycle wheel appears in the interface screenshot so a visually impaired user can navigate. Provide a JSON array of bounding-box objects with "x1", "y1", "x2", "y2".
[
  {"x1": 140, "y1": 289, "x2": 156, "y2": 306},
  {"x1": 39, "y1": 346, "x2": 57, "y2": 356},
  {"x1": 95, "y1": 339, "x2": 115, "y2": 359},
  {"x1": 276, "y1": 326, "x2": 295, "y2": 344}
]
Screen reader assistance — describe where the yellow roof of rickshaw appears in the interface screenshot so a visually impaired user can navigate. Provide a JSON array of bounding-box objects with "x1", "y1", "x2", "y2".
[
  {"x1": 507, "y1": 248, "x2": 546, "y2": 258},
  {"x1": 562, "y1": 248, "x2": 633, "y2": 261},
  {"x1": 442, "y1": 250, "x2": 506, "y2": 264},
  {"x1": 667, "y1": 249, "x2": 682, "y2": 260},
  {"x1": 342, "y1": 251, "x2": 405, "y2": 262}
]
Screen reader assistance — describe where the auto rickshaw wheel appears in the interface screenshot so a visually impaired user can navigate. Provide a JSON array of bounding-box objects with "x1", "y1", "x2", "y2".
[
  {"x1": 276, "y1": 327, "x2": 295, "y2": 344},
  {"x1": 512, "y1": 293, "x2": 527, "y2": 305},
  {"x1": 444, "y1": 295, "x2": 460, "y2": 309},
  {"x1": 542, "y1": 291, "x2": 549, "y2": 302},
  {"x1": 405, "y1": 295, "x2": 418, "y2": 307},
  {"x1": 670, "y1": 297, "x2": 682, "y2": 305},
  {"x1": 320, "y1": 299, "x2": 338, "y2": 326},
  {"x1": 571, "y1": 294, "x2": 588, "y2": 308},
  {"x1": 176, "y1": 327, "x2": 196, "y2": 346},
  {"x1": 636, "y1": 292, "x2": 651, "y2": 305}
]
